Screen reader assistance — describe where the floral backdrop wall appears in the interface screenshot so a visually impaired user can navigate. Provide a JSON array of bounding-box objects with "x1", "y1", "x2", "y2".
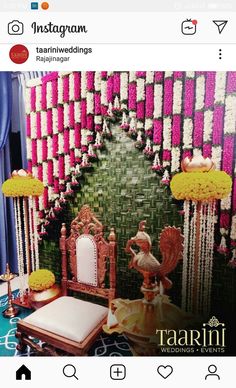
[{"x1": 25, "y1": 71, "x2": 236, "y2": 263}]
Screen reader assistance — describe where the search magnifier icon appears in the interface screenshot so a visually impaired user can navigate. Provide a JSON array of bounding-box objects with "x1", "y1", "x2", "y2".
[{"x1": 63, "y1": 364, "x2": 78, "y2": 380}]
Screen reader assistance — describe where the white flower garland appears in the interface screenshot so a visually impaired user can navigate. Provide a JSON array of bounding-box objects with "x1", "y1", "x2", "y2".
[
  {"x1": 26, "y1": 138, "x2": 32, "y2": 160},
  {"x1": 81, "y1": 129, "x2": 88, "y2": 145},
  {"x1": 58, "y1": 132, "x2": 64, "y2": 154},
  {"x1": 46, "y1": 81, "x2": 53, "y2": 109},
  {"x1": 129, "y1": 71, "x2": 136, "y2": 83},
  {"x1": 41, "y1": 111, "x2": 47, "y2": 137},
  {"x1": 63, "y1": 103, "x2": 69, "y2": 128},
  {"x1": 137, "y1": 78, "x2": 145, "y2": 102},
  {"x1": 171, "y1": 147, "x2": 181, "y2": 173},
  {"x1": 144, "y1": 118, "x2": 153, "y2": 131},
  {"x1": 211, "y1": 145, "x2": 222, "y2": 170},
  {"x1": 33, "y1": 197, "x2": 39, "y2": 270},
  {"x1": 81, "y1": 72, "x2": 87, "y2": 99},
  {"x1": 25, "y1": 87, "x2": 31, "y2": 115},
  {"x1": 95, "y1": 71, "x2": 101, "y2": 91},
  {"x1": 70, "y1": 128, "x2": 75, "y2": 149},
  {"x1": 86, "y1": 91, "x2": 94, "y2": 115},
  {"x1": 195, "y1": 75, "x2": 205, "y2": 110},
  {"x1": 48, "y1": 137, "x2": 52, "y2": 159},
  {"x1": 146, "y1": 71, "x2": 154, "y2": 84},
  {"x1": 183, "y1": 118, "x2": 193, "y2": 149},
  {"x1": 153, "y1": 84, "x2": 163, "y2": 119},
  {"x1": 58, "y1": 76, "x2": 63, "y2": 104},
  {"x1": 214, "y1": 72, "x2": 226, "y2": 104},
  {"x1": 165, "y1": 71, "x2": 173, "y2": 78},
  {"x1": 30, "y1": 112, "x2": 37, "y2": 139},
  {"x1": 230, "y1": 215, "x2": 236, "y2": 240},
  {"x1": 36, "y1": 85, "x2": 42, "y2": 112},
  {"x1": 101, "y1": 79, "x2": 108, "y2": 106},
  {"x1": 37, "y1": 139, "x2": 42, "y2": 164},
  {"x1": 163, "y1": 117, "x2": 172, "y2": 150},
  {"x1": 53, "y1": 158, "x2": 59, "y2": 177},
  {"x1": 52, "y1": 107, "x2": 58, "y2": 134},
  {"x1": 69, "y1": 73, "x2": 75, "y2": 101},
  {"x1": 74, "y1": 101, "x2": 81, "y2": 123},
  {"x1": 186, "y1": 71, "x2": 195, "y2": 78},
  {"x1": 14, "y1": 198, "x2": 24, "y2": 299},
  {"x1": 65, "y1": 154, "x2": 70, "y2": 176},
  {"x1": 173, "y1": 80, "x2": 183, "y2": 115},
  {"x1": 224, "y1": 95, "x2": 236, "y2": 134},
  {"x1": 42, "y1": 161, "x2": 48, "y2": 185},
  {"x1": 203, "y1": 110, "x2": 213, "y2": 142},
  {"x1": 221, "y1": 193, "x2": 232, "y2": 210},
  {"x1": 120, "y1": 72, "x2": 128, "y2": 109}
]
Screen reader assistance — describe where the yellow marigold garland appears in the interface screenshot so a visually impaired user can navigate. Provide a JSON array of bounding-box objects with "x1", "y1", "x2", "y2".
[
  {"x1": 2, "y1": 176, "x2": 44, "y2": 197},
  {"x1": 28, "y1": 269, "x2": 55, "y2": 291},
  {"x1": 170, "y1": 171, "x2": 232, "y2": 201}
]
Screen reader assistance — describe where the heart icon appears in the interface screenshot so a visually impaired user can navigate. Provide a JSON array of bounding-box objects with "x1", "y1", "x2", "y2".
[{"x1": 157, "y1": 365, "x2": 173, "y2": 379}]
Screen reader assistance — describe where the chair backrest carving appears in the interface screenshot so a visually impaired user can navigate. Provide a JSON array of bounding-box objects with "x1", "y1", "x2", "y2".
[{"x1": 60, "y1": 205, "x2": 116, "y2": 302}]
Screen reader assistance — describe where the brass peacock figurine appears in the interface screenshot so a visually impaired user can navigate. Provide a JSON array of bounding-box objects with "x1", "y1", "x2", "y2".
[{"x1": 125, "y1": 221, "x2": 184, "y2": 295}]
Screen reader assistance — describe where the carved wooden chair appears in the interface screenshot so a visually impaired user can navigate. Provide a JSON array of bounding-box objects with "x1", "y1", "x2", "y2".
[{"x1": 16, "y1": 205, "x2": 116, "y2": 356}]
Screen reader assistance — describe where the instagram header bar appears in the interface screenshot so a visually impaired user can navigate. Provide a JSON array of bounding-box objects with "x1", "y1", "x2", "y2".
[{"x1": 1, "y1": 12, "x2": 236, "y2": 44}]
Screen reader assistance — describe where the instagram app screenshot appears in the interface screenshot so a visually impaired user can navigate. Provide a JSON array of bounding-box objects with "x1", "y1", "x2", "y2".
[{"x1": 0, "y1": 0, "x2": 235, "y2": 386}]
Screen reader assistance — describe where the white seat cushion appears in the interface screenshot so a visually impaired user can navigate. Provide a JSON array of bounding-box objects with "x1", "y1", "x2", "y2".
[{"x1": 23, "y1": 296, "x2": 108, "y2": 343}]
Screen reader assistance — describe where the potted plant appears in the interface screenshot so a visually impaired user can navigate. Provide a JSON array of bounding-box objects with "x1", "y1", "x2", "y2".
[{"x1": 28, "y1": 269, "x2": 61, "y2": 310}]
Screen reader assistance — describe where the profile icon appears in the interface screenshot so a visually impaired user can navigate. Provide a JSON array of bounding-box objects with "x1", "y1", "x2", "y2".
[{"x1": 205, "y1": 364, "x2": 220, "y2": 380}]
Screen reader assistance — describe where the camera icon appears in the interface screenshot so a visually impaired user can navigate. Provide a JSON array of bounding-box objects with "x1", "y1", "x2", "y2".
[{"x1": 8, "y1": 20, "x2": 24, "y2": 35}]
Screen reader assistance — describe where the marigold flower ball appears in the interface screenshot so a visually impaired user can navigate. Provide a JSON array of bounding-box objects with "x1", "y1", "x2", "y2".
[{"x1": 170, "y1": 171, "x2": 232, "y2": 201}]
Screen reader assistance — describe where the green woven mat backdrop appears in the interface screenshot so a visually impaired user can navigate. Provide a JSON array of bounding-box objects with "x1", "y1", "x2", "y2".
[{"x1": 39, "y1": 125, "x2": 235, "y2": 315}]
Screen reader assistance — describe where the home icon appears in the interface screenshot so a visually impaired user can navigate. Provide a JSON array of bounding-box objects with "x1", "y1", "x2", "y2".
[{"x1": 16, "y1": 365, "x2": 31, "y2": 380}]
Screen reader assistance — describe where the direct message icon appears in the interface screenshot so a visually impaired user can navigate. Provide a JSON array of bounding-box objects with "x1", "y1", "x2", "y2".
[{"x1": 157, "y1": 365, "x2": 173, "y2": 379}]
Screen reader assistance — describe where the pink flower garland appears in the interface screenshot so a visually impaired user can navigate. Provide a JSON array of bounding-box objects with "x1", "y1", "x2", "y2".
[
  {"x1": 58, "y1": 106, "x2": 64, "y2": 132},
  {"x1": 212, "y1": 105, "x2": 224, "y2": 145},
  {"x1": 81, "y1": 100, "x2": 87, "y2": 129},
  {"x1": 107, "y1": 74, "x2": 113, "y2": 103},
  {"x1": 42, "y1": 138, "x2": 48, "y2": 161},
  {"x1": 145, "y1": 84, "x2": 154, "y2": 119},
  {"x1": 52, "y1": 79, "x2": 58, "y2": 107},
  {"x1": 74, "y1": 72, "x2": 81, "y2": 101},
  {"x1": 26, "y1": 115, "x2": 31, "y2": 137},
  {"x1": 31, "y1": 87, "x2": 36, "y2": 112},
  {"x1": 69, "y1": 102, "x2": 75, "y2": 128},
  {"x1": 128, "y1": 82, "x2": 136, "y2": 112},
  {"x1": 87, "y1": 71, "x2": 94, "y2": 91},
  {"x1": 31, "y1": 140, "x2": 37, "y2": 166},
  {"x1": 52, "y1": 134, "x2": 58, "y2": 158},
  {"x1": 184, "y1": 78, "x2": 195, "y2": 117},
  {"x1": 48, "y1": 160, "x2": 53, "y2": 186},
  {"x1": 36, "y1": 112, "x2": 41, "y2": 138},
  {"x1": 64, "y1": 129, "x2": 70, "y2": 154},
  {"x1": 41, "y1": 83, "x2": 47, "y2": 111},
  {"x1": 163, "y1": 78, "x2": 173, "y2": 116},
  {"x1": 113, "y1": 72, "x2": 120, "y2": 96},
  {"x1": 63, "y1": 76, "x2": 69, "y2": 103},
  {"x1": 193, "y1": 111, "x2": 204, "y2": 148},
  {"x1": 47, "y1": 109, "x2": 53, "y2": 136},
  {"x1": 74, "y1": 123, "x2": 81, "y2": 149}
]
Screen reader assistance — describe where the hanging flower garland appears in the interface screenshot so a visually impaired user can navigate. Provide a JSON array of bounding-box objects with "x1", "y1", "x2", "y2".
[
  {"x1": 170, "y1": 155, "x2": 232, "y2": 314},
  {"x1": 2, "y1": 169, "x2": 44, "y2": 301}
]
